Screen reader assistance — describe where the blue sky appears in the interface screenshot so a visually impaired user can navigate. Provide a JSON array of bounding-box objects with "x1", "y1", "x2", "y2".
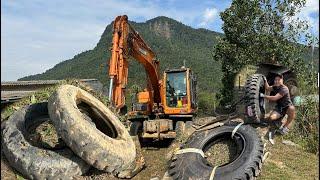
[{"x1": 1, "y1": 0, "x2": 319, "y2": 81}]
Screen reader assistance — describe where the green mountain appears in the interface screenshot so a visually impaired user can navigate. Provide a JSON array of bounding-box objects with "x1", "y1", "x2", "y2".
[
  {"x1": 19, "y1": 16, "x2": 318, "y2": 98},
  {"x1": 19, "y1": 16, "x2": 224, "y2": 94}
]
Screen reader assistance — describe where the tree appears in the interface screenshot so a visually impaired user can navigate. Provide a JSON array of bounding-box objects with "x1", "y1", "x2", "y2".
[{"x1": 213, "y1": 0, "x2": 315, "y2": 105}]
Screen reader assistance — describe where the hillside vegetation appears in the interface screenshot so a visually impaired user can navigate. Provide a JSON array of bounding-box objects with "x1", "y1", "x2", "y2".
[
  {"x1": 20, "y1": 17, "x2": 224, "y2": 96},
  {"x1": 19, "y1": 16, "x2": 318, "y2": 111}
]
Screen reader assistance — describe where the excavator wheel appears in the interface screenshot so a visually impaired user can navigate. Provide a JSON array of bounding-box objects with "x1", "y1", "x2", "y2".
[
  {"x1": 119, "y1": 105, "x2": 128, "y2": 115},
  {"x1": 1, "y1": 102, "x2": 90, "y2": 179},
  {"x1": 175, "y1": 121, "x2": 185, "y2": 138},
  {"x1": 129, "y1": 121, "x2": 143, "y2": 136},
  {"x1": 48, "y1": 85, "x2": 136, "y2": 175}
]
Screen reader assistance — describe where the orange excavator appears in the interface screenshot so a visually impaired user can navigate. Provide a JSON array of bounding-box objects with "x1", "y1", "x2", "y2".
[{"x1": 108, "y1": 15, "x2": 197, "y2": 139}]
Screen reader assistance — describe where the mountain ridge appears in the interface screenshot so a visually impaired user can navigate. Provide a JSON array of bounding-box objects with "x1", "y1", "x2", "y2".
[
  {"x1": 19, "y1": 16, "x2": 318, "y2": 94},
  {"x1": 19, "y1": 16, "x2": 224, "y2": 94}
]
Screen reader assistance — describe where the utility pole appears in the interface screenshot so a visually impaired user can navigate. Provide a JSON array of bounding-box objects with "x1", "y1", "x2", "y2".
[
  {"x1": 311, "y1": 36, "x2": 315, "y2": 70},
  {"x1": 310, "y1": 36, "x2": 318, "y2": 88}
]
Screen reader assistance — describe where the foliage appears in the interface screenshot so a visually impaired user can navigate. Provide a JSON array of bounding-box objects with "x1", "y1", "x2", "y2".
[
  {"x1": 17, "y1": 16, "x2": 318, "y2": 116},
  {"x1": 1, "y1": 79, "x2": 110, "y2": 122},
  {"x1": 124, "y1": 84, "x2": 143, "y2": 111},
  {"x1": 286, "y1": 64, "x2": 319, "y2": 153},
  {"x1": 197, "y1": 91, "x2": 219, "y2": 116},
  {"x1": 213, "y1": 0, "x2": 318, "y2": 153},
  {"x1": 16, "y1": 175, "x2": 25, "y2": 180},
  {"x1": 213, "y1": 0, "x2": 317, "y2": 105},
  {"x1": 19, "y1": 17, "x2": 224, "y2": 102}
]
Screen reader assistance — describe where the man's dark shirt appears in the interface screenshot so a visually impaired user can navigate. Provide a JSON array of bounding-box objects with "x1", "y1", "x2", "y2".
[{"x1": 272, "y1": 85, "x2": 292, "y2": 108}]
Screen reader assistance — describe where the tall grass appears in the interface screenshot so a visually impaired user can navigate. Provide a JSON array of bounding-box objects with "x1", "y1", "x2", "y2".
[{"x1": 287, "y1": 68, "x2": 319, "y2": 154}]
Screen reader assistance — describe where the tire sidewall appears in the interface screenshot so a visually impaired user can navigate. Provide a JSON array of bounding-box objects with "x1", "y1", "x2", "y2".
[
  {"x1": 169, "y1": 124, "x2": 262, "y2": 180},
  {"x1": 1, "y1": 102, "x2": 89, "y2": 179},
  {"x1": 48, "y1": 85, "x2": 136, "y2": 172}
]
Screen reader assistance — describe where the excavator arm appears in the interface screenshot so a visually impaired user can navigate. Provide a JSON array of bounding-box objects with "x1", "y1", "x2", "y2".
[{"x1": 108, "y1": 15, "x2": 161, "y2": 110}]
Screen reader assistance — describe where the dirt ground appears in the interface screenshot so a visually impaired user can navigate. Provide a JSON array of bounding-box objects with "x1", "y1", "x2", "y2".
[
  {"x1": 75, "y1": 139, "x2": 177, "y2": 180},
  {"x1": 1, "y1": 117, "x2": 319, "y2": 180}
]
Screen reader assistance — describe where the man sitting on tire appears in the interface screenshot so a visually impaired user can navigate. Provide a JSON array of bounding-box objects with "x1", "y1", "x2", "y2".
[{"x1": 260, "y1": 74, "x2": 295, "y2": 135}]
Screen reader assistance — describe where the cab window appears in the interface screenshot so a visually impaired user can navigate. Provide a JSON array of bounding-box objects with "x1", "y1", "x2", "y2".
[{"x1": 166, "y1": 71, "x2": 188, "y2": 107}]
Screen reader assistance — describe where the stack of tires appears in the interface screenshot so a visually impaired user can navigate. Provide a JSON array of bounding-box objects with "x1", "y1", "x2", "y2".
[{"x1": 1, "y1": 85, "x2": 137, "y2": 179}]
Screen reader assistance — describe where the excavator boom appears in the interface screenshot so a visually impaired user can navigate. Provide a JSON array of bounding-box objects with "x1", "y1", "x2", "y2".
[{"x1": 108, "y1": 15, "x2": 161, "y2": 110}]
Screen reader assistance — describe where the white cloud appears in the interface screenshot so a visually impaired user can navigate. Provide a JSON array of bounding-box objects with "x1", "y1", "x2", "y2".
[
  {"x1": 297, "y1": 0, "x2": 319, "y2": 34},
  {"x1": 1, "y1": 13, "x2": 106, "y2": 81},
  {"x1": 0, "y1": 1, "x2": 228, "y2": 81},
  {"x1": 198, "y1": 8, "x2": 219, "y2": 27}
]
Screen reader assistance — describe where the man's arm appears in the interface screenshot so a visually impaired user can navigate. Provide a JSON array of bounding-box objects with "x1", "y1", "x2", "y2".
[
  {"x1": 263, "y1": 93, "x2": 283, "y2": 101},
  {"x1": 263, "y1": 76, "x2": 273, "y2": 91}
]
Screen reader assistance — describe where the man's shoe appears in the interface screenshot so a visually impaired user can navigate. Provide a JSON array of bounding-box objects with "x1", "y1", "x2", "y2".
[
  {"x1": 278, "y1": 126, "x2": 289, "y2": 135},
  {"x1": 259, "y1": 119, "x2": 270, "y2": 127},
  {"x1": 268, "y1": 130, "x2": 275, "y2": 145}
]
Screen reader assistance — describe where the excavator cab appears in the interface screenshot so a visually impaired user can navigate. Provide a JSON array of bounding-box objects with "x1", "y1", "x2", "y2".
[
  {"x1": 163, "y1": 67, "x2": 197, "y2": 117},
  {"x1": 130, "y1": 67, "x2": 197, "y2": 118}
]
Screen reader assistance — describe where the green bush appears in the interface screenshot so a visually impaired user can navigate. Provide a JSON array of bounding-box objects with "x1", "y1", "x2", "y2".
[
  {"x1": 197, "y1": 91, "x2": 219, "y2": 116},
  {"x1": 287, "y1": 69, "x2": 319, "y2": 154},
  {"x1": 1, "y1": 79, "x2": 110, "y2": 122}
]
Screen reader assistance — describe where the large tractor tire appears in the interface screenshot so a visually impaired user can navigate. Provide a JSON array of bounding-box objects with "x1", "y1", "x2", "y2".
[
  {"x1": 244, "y1": 74, "x2": 266, "y2": 123},
  {"x1": 48, "y1": 85, "x2": 136, "y2": 175},
  {"x1": 168, "y1": 123, "x2": 264, "y2": 180},
  {"x1": 1, "y1": 102, "x2": 90, "y2": 180},
  {"x1": 283, "y1": 73, "x2": 298, "y2": 98}
]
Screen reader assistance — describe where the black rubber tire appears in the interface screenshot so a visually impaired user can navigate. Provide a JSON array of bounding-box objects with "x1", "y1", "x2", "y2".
[
  {"x1": 244, "y1": 74, "x2": 266, "y2": 123},
  {"x1": 119, "y1": 105, "x2": 128, "y2": 115},
  {"x1": 168, "y1": 123, "x2": 263, "y2": 180},
  {"x1": 129, "y1": 121, "x2": 143, "y2": 136},
  {"x1": 48, "y1": 85, "x2": 136, "y2": 175},
  {"x1": 1, "y1": 102, "x2": 90, "y2": 180},
  {"x1": 283, "y1": 73, "x2": 298, "y2": 98}
]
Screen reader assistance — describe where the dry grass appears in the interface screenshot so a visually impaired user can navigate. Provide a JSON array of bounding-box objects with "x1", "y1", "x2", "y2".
[
  {"x1": 28, "y1": 120, "x2": 65, "y2": 149},
  {"x1": 1, "y1": 79, "x2": 110, "y2": 123},
  {"x1": 259, "y1": 136, "x2": 319, "y2": 180}
]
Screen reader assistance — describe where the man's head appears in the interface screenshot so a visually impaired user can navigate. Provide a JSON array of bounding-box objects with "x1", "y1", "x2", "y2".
[{"x1": 274, "y1": 74, "x2": 284, "y2": 86}]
